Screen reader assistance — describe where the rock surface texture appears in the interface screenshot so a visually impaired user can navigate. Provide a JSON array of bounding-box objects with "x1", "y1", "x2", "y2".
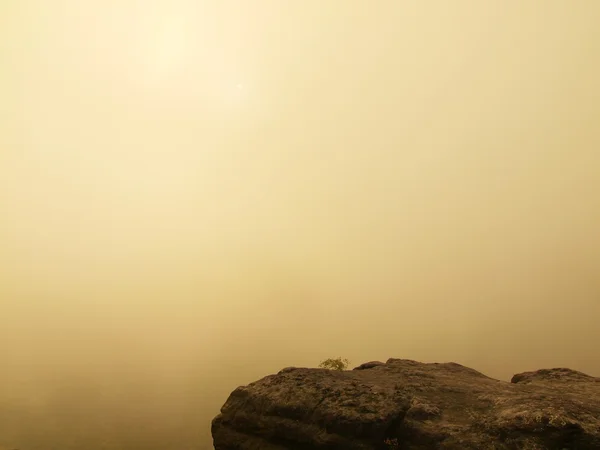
[{"x1": 211, "y1": 358, "x2": 600, "y2": 449}]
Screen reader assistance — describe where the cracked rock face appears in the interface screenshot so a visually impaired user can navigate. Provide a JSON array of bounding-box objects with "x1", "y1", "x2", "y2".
[{"x1": 211, "y1": 359, "x2": 600, "y2": 449}]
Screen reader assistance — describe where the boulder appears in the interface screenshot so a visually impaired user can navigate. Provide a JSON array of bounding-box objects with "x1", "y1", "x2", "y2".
[
  {"x1": 353, "y1": 361, "x2": 386, "y2": 371},
  {"x1": 211, "y1": 358, "x2": 600, "y2": 449}
]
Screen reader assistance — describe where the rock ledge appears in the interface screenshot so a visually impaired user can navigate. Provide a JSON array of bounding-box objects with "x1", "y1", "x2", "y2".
[{"x1": 212, "y1": 359, "x2": 600, "y2": 449}]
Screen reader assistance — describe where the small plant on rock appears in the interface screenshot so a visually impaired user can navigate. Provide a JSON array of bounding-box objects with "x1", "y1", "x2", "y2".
[{"x1": 318, "y1": 357, "x2": 350, "y2": 371}]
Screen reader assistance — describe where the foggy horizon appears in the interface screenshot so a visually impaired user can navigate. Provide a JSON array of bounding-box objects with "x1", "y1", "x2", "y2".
[{"x1": 2, "y1": 1, "x2": 599, "y2": 448}]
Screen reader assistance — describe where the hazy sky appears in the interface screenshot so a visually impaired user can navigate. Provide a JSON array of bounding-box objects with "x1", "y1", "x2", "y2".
[{"x1": 1, "y1": 1, "x2": 600, "y2": 447}]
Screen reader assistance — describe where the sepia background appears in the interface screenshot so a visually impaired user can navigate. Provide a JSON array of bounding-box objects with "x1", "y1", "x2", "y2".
[{"x1": 1, "y1": 1, "x2": 599, "y2": 448}]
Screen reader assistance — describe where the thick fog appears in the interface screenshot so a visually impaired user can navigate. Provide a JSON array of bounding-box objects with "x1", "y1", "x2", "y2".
[{"x1": 1, "y1": 1, "x2": 599, "y2": 448}]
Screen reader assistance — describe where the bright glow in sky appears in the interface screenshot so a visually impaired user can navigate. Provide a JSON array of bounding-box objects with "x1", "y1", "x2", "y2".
[{"x1": 141, "y1": 17, "x2": 190, "y2": 82}]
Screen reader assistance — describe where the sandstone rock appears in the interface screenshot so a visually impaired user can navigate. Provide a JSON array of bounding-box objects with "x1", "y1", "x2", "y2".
[
  {"x1": 212, "y1": 358, "x2": 600, "y2": 449},
  {"x1": 353, "y1": 361, "x2": 386, "y2": 371}
]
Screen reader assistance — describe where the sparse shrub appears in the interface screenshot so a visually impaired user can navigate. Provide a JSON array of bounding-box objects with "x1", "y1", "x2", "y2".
[{"x1": 318, "y1": 357, "x2": 350, "y2": 371}]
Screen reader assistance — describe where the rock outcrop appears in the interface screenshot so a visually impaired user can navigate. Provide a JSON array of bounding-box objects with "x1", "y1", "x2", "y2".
[{"x1": 211, "y1": 358, "x2": 600, "y2": 449}]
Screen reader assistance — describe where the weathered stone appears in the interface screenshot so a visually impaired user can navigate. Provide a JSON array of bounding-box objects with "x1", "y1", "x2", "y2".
[
  {"x1": 212, "y1": 359, "x2": 600, "y2": 449},
  {"x1": 353, "y1": 361, "x2": 386, "y2": 371}
]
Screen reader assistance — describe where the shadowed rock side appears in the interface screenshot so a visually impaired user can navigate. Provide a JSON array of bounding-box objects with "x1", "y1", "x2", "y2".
[{"x1": 211, "y1": 359, "x2": 600, "y2": 450}]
